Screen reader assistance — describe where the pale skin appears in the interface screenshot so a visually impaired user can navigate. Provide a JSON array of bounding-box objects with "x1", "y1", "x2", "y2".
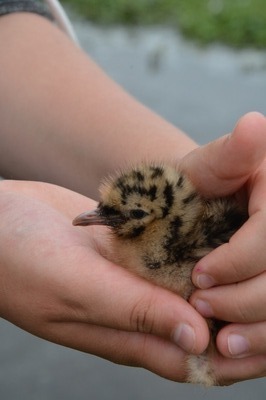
[{"x1": 0, "y1": 12, "x2": 266, "y2": 385}]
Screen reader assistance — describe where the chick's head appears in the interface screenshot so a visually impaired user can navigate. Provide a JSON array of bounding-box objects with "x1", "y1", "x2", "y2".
[{"x1": 73, "y1": 163, "x2": 202, "y2": 239}]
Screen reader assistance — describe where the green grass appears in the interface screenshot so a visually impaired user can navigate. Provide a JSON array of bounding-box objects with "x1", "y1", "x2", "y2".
[{"x1": 62, "y1": 0, "x2": 266, "y2": 48}]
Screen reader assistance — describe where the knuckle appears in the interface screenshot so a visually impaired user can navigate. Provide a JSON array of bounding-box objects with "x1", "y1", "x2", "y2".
[
  {"x1": 129, "y1": 291, "x2": 158, "y2": 334},
  {"x1": 233, "y1": 286, "x2": 251, "y2": 323}
]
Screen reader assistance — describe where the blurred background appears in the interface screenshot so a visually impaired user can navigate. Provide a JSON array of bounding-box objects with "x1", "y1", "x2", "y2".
[{"x1": 1, "y1": 0, "x2": 266, "y2": 398}]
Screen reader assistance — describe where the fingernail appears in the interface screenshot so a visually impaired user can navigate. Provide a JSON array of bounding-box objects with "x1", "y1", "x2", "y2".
[
  {"x1": 196, "y1": 274, "x2": 215, "y2": 289},
  {"x1": 173, "y1": 323, "x2": 195, "y2": 353},
  {"x1": 228, "y1": 334, "x2": 250, "y2": 358},
  {"x1": 194, "y1": 299, "x2": 214, "y2": 318}
]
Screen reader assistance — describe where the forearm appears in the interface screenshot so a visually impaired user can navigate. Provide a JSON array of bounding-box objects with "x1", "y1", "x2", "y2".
[{"x1": 0, "y1": 13, "x2": 197, "y2": 199}]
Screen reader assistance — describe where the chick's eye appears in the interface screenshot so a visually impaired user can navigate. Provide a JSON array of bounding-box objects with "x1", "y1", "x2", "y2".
[{"x1": 130, "y1": 209, "x2": 148, "y2": 219}]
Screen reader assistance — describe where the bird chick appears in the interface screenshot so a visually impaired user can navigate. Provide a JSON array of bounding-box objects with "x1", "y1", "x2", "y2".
[{"x1": 73, "y1": 163, "x2": 248, "y2": 386}]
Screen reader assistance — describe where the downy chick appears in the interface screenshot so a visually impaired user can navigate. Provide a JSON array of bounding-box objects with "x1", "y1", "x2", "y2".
[{"x1": 73, "y1": 163, "x2": 248, "y2": 386}]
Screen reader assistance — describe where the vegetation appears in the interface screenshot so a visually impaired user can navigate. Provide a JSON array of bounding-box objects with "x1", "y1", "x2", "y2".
[{"x1": 62, "y1": 0, "x2": 266, "y2": 48}]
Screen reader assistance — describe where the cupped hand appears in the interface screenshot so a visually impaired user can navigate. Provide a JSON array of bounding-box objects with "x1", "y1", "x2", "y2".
[
  {"x1": 0, "y1": 179, "x2": 209, "y2": 382},
  {"x1": 181, "y1": 112, "x2": 266, "y2": 383}
]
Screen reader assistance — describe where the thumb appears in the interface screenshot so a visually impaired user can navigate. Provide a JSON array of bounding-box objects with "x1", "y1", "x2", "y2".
[{"x1": 180, "y1": 112, "x2": 266, "y2": 197}]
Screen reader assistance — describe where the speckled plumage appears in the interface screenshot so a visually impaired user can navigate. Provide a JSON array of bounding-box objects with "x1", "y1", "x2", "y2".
[{"x1": 73, "y1": 163, "x2": 248, "y2": 386}]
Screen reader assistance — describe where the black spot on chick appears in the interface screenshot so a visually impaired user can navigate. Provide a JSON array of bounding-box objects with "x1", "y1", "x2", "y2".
[
  {"x1": 116, "y1": 180, "x2": 132, "y2": 202},
  {"x1": 170, "y1": 216, "x2": 183, "y2": 230},
  {"x1": 99, "y1": 204, "x2": 119, "y2": 217},
  {"x1": 128, "y1": 225, "x2": 146, "y2": 238},
  {"x1": 163, "y1": 216, "x2": 194, "y2": 264},
  {"x1": 116, "y1": 177, "x2": 126, "y2": 191},
  {"x1": 161, "y1": 182, "x2": 174, "y2": 218},
  {"x1": 148, "y1": 185, "x2": 157, "y2": 201},
  {"x1": 150, "y1": 166, "x2": 164, "y2": 179},
  {"x1": 133, "y1": 170, "x2": 145, "y2": 182},
  {"x1": 176, "y1": 175, "x2": 184, "y2": 188},
  {"x1": 163, "y1": 182, "x2": 174, "y2": 208},
  {"x1": 183, "y1": 191, "x2": 197, "y2": 205},
  {"x1": 99, "y1": 204, "x2": 126, "y2": 228},
  {"x1": 166, "y1": 216, "x2": 183, "y2": 245},
  {"x1": 121, "y1": 184, "x2": 157, "y2": 202},
  {"x1": 161, "y1": 207, "x2": 169, "y2": 218}
]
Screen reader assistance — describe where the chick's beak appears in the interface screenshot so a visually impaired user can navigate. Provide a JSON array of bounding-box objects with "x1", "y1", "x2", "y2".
[{"x1": 72, "y1": 209, "x2": 106, "y2": 226}]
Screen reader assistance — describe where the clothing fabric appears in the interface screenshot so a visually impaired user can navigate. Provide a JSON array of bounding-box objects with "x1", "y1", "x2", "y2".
[{"x1": 0, "y1": 0, "x2": 52, "y2": 19}]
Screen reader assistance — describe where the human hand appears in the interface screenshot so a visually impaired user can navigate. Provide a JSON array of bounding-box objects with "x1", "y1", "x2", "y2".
[
  {"x1": 0, "y1": 180, "x2": 208, "y2": 382},
  {"x1": 181, "y1": 112, "x2": 266, "y2": 384}
]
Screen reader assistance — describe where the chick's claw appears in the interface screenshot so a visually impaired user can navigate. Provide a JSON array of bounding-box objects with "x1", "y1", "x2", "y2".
[{"x1": 73, "y1": 162, "x2": 248, "y2": 386}]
